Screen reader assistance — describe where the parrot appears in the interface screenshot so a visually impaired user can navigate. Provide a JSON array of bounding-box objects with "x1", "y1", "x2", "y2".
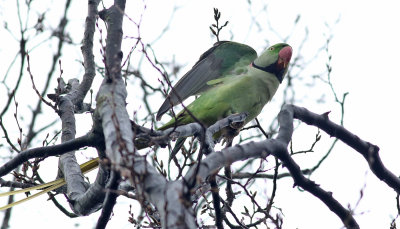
[
  {"x1": 0, "y1": 41, "x2": 292, "y2": 210},
  {"x1": 156, "y1": 41, "x2": 292, "y2": 159}
]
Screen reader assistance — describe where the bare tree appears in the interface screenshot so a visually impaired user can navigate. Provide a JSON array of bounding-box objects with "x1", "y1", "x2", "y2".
[{"x1": 0, "y1": 1, "x2": 398, "y2": 229}]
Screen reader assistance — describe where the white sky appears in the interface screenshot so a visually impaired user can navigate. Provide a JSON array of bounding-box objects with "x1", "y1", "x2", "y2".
[{"x1": 1, "y1": 0, "x2": 400, "y2": 228}]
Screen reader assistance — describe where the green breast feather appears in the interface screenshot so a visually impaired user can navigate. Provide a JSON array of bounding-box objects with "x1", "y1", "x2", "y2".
[{"x1": 157, "y1": 42, "x2": 292, "y2": 135}]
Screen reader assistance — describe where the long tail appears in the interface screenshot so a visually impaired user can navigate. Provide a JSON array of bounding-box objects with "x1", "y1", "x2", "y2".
[
  {"x1": 169, "y1": 137, "x2": 187, "y2": 162},
  {"x1": 0, "y1": 158, "x2": 99, "y2": 211}
]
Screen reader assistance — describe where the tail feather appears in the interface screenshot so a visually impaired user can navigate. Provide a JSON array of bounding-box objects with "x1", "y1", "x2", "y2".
[
  {"x1": 0, "y1": 158, "x2": 99, "y2": 210},
  {"x1": 0, "y1": 182, "x2": 65, "y2": 211},
  {"x1": 169, "y1": 137, "x2": 187, "y2": 162}
]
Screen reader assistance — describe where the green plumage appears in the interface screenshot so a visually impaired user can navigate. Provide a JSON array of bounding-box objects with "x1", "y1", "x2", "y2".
[
  {"x1": 157, "y1": 41, "x2": 292, "y2": 161},
  {"x1": 160, "y1": 68, "x2": 278, "y2": 130},
  {"x1": 158, "y1": 42, "x2": 292, "y2": 132}
]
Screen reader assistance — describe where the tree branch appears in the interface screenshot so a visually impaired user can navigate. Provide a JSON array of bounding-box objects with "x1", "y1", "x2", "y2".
[
  {"x1": 184, "y1": 105, "x2": 361, "y2": 229},
  {"x1": 288, "y1": 105, "x2": 400, "y2": 193},
  {"x1": 0, "y1": 134, "x2": 97, "y2": 177}
]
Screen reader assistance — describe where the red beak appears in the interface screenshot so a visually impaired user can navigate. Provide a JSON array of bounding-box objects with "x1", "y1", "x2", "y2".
[{"x1": 278, "y1": 46, "x2": 292, "y2": 68}]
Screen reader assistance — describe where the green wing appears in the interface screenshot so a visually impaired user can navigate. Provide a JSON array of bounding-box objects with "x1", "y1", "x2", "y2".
[{"x1": 156, "y1": 41, "x2": 257, "y2": 121}]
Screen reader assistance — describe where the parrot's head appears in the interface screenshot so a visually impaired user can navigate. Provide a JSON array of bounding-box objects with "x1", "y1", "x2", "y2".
[{"x1": 251, "y1": 43, "x2": 292, "y2": 83}]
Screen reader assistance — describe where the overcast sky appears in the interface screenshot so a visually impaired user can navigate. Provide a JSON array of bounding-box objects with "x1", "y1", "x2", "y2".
[{"x1": 1, "y1": 0, "x2": 400, "y2": 228}]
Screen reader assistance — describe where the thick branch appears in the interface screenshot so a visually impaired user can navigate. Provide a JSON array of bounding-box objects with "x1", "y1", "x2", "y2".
[
  {"x1": 92, "y1": 2, "x2": 198, "y2": 228},
  {"x1": 55, "y1": 0, "x2": 106, "y2": 216},
  {"x1": 184, "y1": 105, "x2": 360, "y2": 229},
  {"x1": 288, "y1": 104, "x2": 400, "y2": 193},
  {"x1": 76, "y1": 0, "x2": 100, "y2": 106}
]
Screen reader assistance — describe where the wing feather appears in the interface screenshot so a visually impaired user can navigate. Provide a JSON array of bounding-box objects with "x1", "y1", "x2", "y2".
[{"x1": 156, "y1": 41, "x2": 257, "y2": 120}]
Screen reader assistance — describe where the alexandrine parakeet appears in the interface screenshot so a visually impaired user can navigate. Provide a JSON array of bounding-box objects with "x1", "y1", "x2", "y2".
[
  {"x1": 156, "y1": 41, "x2": 292, "y2": 158},
  {"x1": 0, "y1": 42, "x2": 292, "y2": 210}
]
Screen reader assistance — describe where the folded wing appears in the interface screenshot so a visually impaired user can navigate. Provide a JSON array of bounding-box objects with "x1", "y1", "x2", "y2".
[{"x1": 156, "y1": 41, "x2": 257, "y2": 120}]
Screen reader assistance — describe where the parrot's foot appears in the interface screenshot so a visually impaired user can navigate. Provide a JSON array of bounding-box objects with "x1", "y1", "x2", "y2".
[
  {"x1": 221, "y1": 125, "x2": 242, "y2": 146},
  {"x1": 227, "y1": 112, "x2": 247, "y2": 130},
  {"x1": 229, "y1": 121, "x2": 244, "y2": 130}
]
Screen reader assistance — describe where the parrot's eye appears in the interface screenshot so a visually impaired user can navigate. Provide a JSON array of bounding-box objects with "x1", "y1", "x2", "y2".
[{"x1": 268, "y1": 47, "x2": 275, "y2": 51}]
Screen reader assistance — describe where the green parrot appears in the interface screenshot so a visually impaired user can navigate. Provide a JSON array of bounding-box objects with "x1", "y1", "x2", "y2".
[
  {"x1": 156, "y1": 41, "x2": 292, "y2": 159},
  {"x1": 0, "y1": 41, "x2": 292, "y2": 210}
]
